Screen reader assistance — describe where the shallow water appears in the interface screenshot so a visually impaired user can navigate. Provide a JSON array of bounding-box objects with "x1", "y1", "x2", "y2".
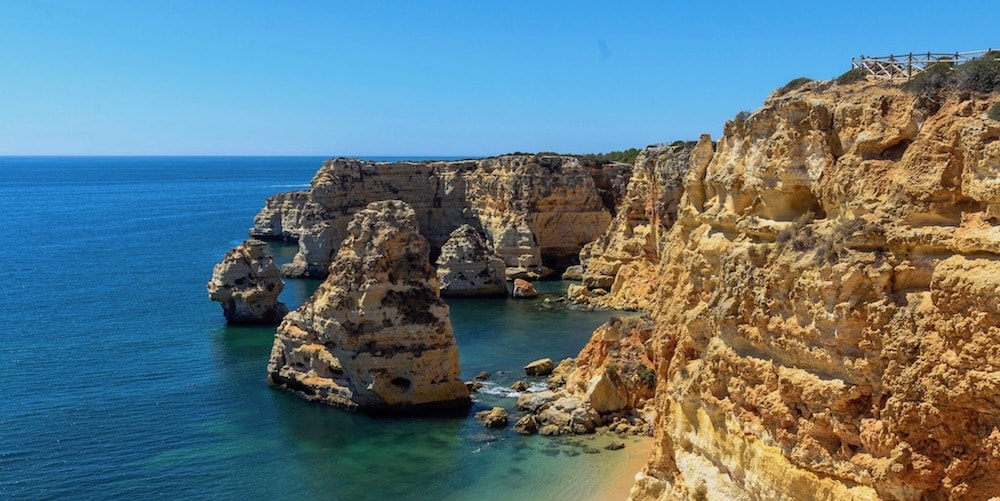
[{"x1": 0, "y1": 157, "x2": 643, "y2": 500}]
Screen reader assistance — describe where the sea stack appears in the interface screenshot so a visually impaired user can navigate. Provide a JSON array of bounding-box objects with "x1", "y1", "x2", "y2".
[
  {"x1": 435, "y1": 224, "x2": 507, "y2": 297},
  {"x1": 267, "y1": 200, "x2": 471, "y2": 413},
  {"x1": 207, "y1": 239, "x2": 288, "y2": 324}
]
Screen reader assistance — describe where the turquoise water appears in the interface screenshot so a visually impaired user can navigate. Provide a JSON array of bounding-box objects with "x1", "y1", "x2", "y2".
[{"x1": 0, "y1": 157, "x2": 642, "y2": 500}]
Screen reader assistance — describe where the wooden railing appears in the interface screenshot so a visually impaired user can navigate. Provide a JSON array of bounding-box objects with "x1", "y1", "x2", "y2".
[{"x1": 852, "y1": 50, "x2": 994, "y2": 81}]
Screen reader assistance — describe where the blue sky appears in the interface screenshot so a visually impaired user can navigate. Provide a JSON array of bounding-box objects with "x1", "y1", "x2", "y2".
[{"x1": 1, "y1": 1, "x2": 997, "y2": 156}]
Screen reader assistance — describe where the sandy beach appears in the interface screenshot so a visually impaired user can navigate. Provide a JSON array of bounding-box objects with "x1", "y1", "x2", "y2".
[{"x1": 586, "y1": 436, "x2": 654, "y2": 501}]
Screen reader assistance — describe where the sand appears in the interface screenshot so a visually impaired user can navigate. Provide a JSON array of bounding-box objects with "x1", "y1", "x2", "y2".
[{"x1": 586, "y1": 436, "x2": 654, "y2": 501}]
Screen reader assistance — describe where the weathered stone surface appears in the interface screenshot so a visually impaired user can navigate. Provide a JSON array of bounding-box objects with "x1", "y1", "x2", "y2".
[
  {"x1": 207, "y1": 239, "x2": 288, "y2": 324},
  {"x1": 435, "y1": 224, "x2": 507, "y2": 297},
  {"x1": 267, "y1": 200, "x2": 471, "y2": 413},
  {"x1": 632, "y1": 81, "x2": 1000, "y2": 500},
  {"x1": 474, "y1": 407, "x2": 509, "y2": 429},
  {"x1": 513, "y1": 414, "x2": 538, "y2": 434},
  {"x1": 249, "y1": 190, "x2": 316, "y2": 241},
  {"x1": 514, "y1": 391, "x2": 601, "y2": 435},
  {"x1": 512, "y1": 278, "x2": 538, "y2": 299},
  {"x1": 565, "y1": 316, "x2": 657, "y2": 414},
  {"x1": 576, "y1": 142, "x2": 696, "y2": 311},
  {"x1": 524, "y1": 358, "x2": 554, "y2": 376},
  {"x1": 252, "y1": 155, "x2": 626, "y2": 278},
  {"x1": 561, "y1": 264, "x2": 584, "y2": 280}
]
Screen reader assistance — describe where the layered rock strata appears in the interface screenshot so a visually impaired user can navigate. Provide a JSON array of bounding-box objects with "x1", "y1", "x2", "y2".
[
  {"x1": 206, "y1": 239, "x2": 288, "y2": 324},
  {"x1": 575, "y1": 142, "x2": 698, "y2": 310},
  {"x1": 251, "y1": 155, "x2": 629, "y2": 279},
  {"x1": 250, "y1": 190, "x2": 316, "y2": 241},
  {"x1": 267, "y1": 200, "x2": 471, "y2": 413},
  {"x1": 631, "y1": 81, "x2": 1000, "y2": 500},
  {"x1": 435, "y1": 224, "x2": 507, "y2": 297}
]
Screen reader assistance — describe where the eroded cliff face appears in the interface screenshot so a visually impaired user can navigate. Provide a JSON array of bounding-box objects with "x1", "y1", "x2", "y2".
[
  {"x1": 252, "y1": 155, "x2": 628, "y2": 279},
  {"x1": 266, "y1": 200, "x2": 471, "y2": 413},
  {"x1": 574, "y1": 142, "x2": 700, "y2": 310},
  {"x1": 632, "y1": 82, "x2": 1000, "y2": 500},
  {"x1": 206, "y1": 239, "x2": 288, "y2": 324},
  {"x1": 435, "y1": 224, "x2": 507, "y2": 297}
]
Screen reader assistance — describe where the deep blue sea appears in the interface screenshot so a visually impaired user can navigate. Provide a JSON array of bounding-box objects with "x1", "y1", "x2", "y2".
[{"x1": 0, "y1": 157, "x2": 646, "y2": 500}]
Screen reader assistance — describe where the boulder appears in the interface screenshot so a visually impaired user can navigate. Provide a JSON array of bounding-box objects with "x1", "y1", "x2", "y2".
[
  {"x1": 585, "y1": 373, "x2": 628, "y2": 413},
  {"x1": 207, "y1": 239, "x2": 289, "y2": 324},
  {"x1": 514, "y1": 390, "x2": 601, "y2": 435},
  {"x1": 267, "y1": 200, "x2": 471, "y2": 413},
  {"x1": 474, "y1": 407, "x2": 509, "y2": 429},
  {"x1": 512, "y1": 278, "x2": 537, "y2": 298},
  {"x1": 561, "y1": 265, "x2": 584, "y2": 280},
  {"x1": 435, "y1": 224, "x2": 507, "y2": 297},
  {"x1": 524, "y1": 358, "x2": 554, "y2": 376},
  {"x1": 513, "y1": 414, "x2": 538, "y2": 434}
]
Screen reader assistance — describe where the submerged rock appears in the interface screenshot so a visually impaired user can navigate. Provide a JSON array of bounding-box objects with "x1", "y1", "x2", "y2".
[
  {"x1": 267, "y1": 200, "x2": 471, "y2": 413},
  {"x1": 206, "y1": 239, "x2": 288, "y2": 324},
  {"x1": 435, "y1": 224, "x2": 507, "y2": 297}
]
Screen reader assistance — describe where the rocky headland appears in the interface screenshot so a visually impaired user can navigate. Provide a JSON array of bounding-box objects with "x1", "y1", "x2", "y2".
[
  {"x1": 206, "y1": 239, "x2": 288, "y2": 324},
  {"x1": 250, "y1": 155, "x2": 630, "y2": 279},
  {"x1": 630, "y1": 80, "x2": 1000, "y2": 500},
  {"x1": 266, "y1": 200, "x2": 471, "y2": 413}
]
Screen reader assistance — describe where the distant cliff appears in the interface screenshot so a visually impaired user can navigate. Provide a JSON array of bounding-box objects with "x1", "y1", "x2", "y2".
[
  {"x1": 630, "y1": 80, "x2": 1000, "y2": 499},
  {"x1": 251, "y1": 155, "x2": 630, "y2": 279}
]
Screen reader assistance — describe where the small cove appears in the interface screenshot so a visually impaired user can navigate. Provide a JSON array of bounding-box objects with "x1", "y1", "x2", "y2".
[{"x1": 0, "y1": 157, "x2": 648, "y2": 500}]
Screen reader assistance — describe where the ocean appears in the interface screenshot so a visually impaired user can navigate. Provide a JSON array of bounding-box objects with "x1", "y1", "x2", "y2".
[{"x1": 0, "y1": 157, "x2": 644, "y2": 500}]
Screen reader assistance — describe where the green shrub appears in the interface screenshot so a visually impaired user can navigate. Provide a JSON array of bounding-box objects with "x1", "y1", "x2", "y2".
[
  {"x1": 778, "y1": 77, "x2": 812, "y2": 95},
  {"x1": 835, "y1": 67, "x2": 867, "y2": 85},
  {"x1": 989, "y1": 103, "x2": 1000, "y2": 121},
  {"x1": 637, "y1": 365, "x2": 656, "y2": 388},
  {"x1": 576, "y1": 148, "x2": 641, "y2": 167},
  {"x1": 903, "y1": 61, "x2": 953, "y2": 93},
  {"x1": 955, "y1": 57, "x2": 1000, "y2": 92},
  {"x1": 733, "y1": 110, "x2": 751, "y2": 124}
]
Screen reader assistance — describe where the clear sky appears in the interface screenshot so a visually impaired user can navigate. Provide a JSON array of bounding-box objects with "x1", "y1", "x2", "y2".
[{"x1": 1, "y1": 1, "x2": 997, "y2": 156}]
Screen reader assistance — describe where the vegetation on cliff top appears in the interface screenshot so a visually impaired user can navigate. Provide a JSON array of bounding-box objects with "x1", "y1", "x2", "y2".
[
  {"x1": 834, "y1": 67, "x2": 867, "y2": 85},
  {"x1": 519, "y1": 148, "x2": 642, "y2": 166},
  {"x1": 904, "y1": 52, "x2": 1000, "y2": 94}
]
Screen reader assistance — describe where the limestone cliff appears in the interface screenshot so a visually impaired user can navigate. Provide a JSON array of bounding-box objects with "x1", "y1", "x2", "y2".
[
  {"x1": 206, "y1": 239, "x2": 288, "y2": 324},
  {"x1": 435, "y1": 224, "x2": 507, "y2": 297},
  {"x1": 267, "y1": 200, "x2": 471, "y2": 413},
  {"x1": 575, "y1": 142, "x2": 699, "y2": 310},
  {"x1": 251, "y1": 155, "x2": 628, "y2": 279},
  {"x1": 631, "y1": 81, "x2": 1000, "y2": 500},
  {"x1": 249, "y1": 190, "x2": 317, "y2": 242}
]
